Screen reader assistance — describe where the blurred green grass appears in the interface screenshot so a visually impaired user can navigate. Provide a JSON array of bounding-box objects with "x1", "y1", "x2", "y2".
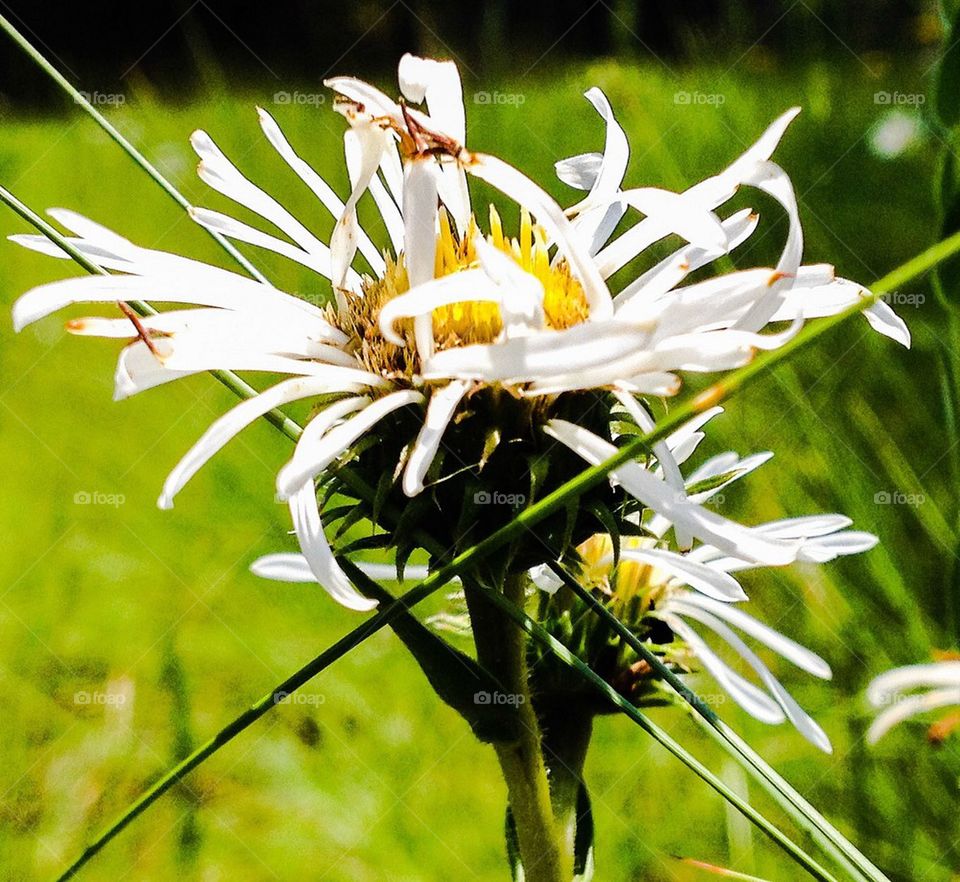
[{"x1": 0, "y1": 57, "x2": 957, "y2": 881}]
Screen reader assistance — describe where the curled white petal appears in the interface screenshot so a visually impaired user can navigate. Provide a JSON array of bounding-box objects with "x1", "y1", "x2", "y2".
[
  {"x1": 403, "y1": 380, "x2": 470, "y2": 497},
  {"x1": 288, "y1": 482, "x2": 378, "y2": 611},
  {"x1": 544, "y1": 420, "x2": 799, "y2": 566},
  {"x1": 158, "y1": 383, "x2": 372, "y2": 510},
  {"x1": 277, "y1": 390, "x2": 424, "y2": 499}
]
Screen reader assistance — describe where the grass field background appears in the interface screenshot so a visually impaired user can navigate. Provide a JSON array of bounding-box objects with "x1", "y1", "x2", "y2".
[{"x1": 0, "y1": 57, "x2": 957, "y2": 881}]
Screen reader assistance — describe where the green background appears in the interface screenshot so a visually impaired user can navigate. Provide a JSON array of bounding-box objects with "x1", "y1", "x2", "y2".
[{"x1": 0, "y1": 52, "x2": 956, "y2": 881}]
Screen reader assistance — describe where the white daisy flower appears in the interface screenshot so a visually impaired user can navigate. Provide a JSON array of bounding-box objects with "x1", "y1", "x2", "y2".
[
  {"x1": 525, "y1": 415, "x2": 878, "y2": 752},
  {"x1": 258, "y1": 405, "x2": 874, "y2": 753},
  {"x1": 11, "y1": 54, "x2": 906, "y2": 613},
  {"x1": 867, "y1": 660, "x2": 960, "y2": 743}
]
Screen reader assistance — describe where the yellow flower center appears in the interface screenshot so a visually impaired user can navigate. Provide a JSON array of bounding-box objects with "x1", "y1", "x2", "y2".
[
  {"x1": 430, "y1": 205, "x2": 590, "y2": 347},
  {"x1": 340, "y1": 205, "x2": 591, "y2": 380},
  {"x1": 577, "y1": 534, "x2": 669, "y2": 615}
]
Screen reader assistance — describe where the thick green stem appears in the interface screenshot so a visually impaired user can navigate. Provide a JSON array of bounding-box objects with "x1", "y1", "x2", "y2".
[
  {"x1": 465, "y1": 576, "x2": 571, "y2": 882},
  {"x1": 540, "y1": 705, "x2": 593, "y2": 872}
]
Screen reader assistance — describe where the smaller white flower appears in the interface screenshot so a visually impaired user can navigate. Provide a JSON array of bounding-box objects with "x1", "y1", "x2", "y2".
[{"x1": 866, "y1": 660, "x2": 960, "y2": 743}]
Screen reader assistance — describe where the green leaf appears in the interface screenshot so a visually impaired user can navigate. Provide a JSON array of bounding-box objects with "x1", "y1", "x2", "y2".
[
  {"x1": 586, "y1": 501, "x2": 620, "y2": 566},
  {"x1": 341, "y1": 560, "x2": 522, "y2": 744},
  {"x1": 573, "y1": 783, "x2": 596, "y2": 882},
  {"x1": 685, "y1": 468, "x2": 746, "y2": 496}
]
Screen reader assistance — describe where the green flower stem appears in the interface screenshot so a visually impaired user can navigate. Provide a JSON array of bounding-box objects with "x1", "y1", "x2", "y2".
[
  {"x1": 0, "y1": 14, "x2": 268, "y2": 285},
  {"x1": 538, "y1": 703, "x2": 593, "y2": 871},
  {"x1": 465, "y1": 575, "x2": 570, "y2": 882},
  {"x1": 545, "y1": 562, "x2": 888, "y2": 882},
  {"x1": 469, "y1": 582, "x2": 841, "y2": 882}
]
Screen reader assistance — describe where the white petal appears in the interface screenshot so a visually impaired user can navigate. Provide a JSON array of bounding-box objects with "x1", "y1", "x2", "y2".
[
  {"x1": 66, "y1": 305, "x2": 346, "y2": 346},
  {"x1": 378, "y1": 269, "x2": 502, "y2": 346},
  {"x1": 614, "y1": 209, "x2": 759, "y2": 314},
  {"x1": 528, "y1": 563, "x2": 564, "y2": 595},
  {"x1": 403, "y1": 158, "x2": 441, "y2": 359},
  {"x1": 619, "y1": 187, "x2": 728, "y2": 252},
  {"x1": 252, "y1": 553, "x2": 437, "y2": 585},
  {"x1": 464, "y1": 153, "x2": 614, "y2": 319},
  {"x1": 613, "y1": 391, "x2": 692, "y2": 548},
  {"x1": 191, "y1": 130, "x2": 331, "y2": 263},
  {"x1": 864, "y1": 300, "x2": 911, "y2": 347},
  {"x1": 867, "y1": 687, "x2": 960, "y2": 743},
  {"x1": 543, "y1": 420, "x2": 799, "y2": 565},
  {"x1": 325, "y1": 76, "x2": 406, "y2": 124},
  {"x1": 663, "y1": 613, "x2": 786, "y2": 724},
  {"x1": 256, "y1": 106, "x2": 385, "y2": 275},
  {"x1": 191, "y1": 207, "x2": 359, "y2": 288},
  {"x1": 673, "y1": 603, "x2": 832, "y2": 751},
  {"x1": 595, "y1": 108, "x2": 800, "y2": 279},
  {"x1": 670, "y1": 592, "x2": 831, "y2": 679},
  {"x1": 866, "y1": 662, "x2": 960, "y2": 706},
  {"x1": 402, "y1": 380, "x2": 470, "y2": 496},
  {"x1": 277, "y1": 390, "x2": 424, "y2": 499},
  {"x1": 12, "y1": 271, "x2": 320, "y2": 333},
  {"x1": 556, "y1": 152, "x2": 602, "y2": 190},
  {"x1": 114, "y1": 341, "x2": 197, "y2": 400},
  {"x1": 398, "y1": 54, "x2": 470, "y2": 232},
  {"x1": 564, "y1": 89, "x2": 630, "y2": 255},
  {"x1": 598, "y1": 548, "x2": 746, "y2": 602},
  {"x1": 423, "y1": 319, "x2": 651, "y2": 384},
  {"x1": 251, "y1": 552, "x2": 315, "y2": 582},
  {"x1": 332, "y1": 125, "x2": 393, "y2": 293},
  {"x1": 288, "y1": 482, "x2": 378, "y2": 611},
  {"x1": 474, "y1": 237, "x2": 545, "y2": 336},
  {"x1": 158, "y1": 385, "x2": 370, "y2": 509}
]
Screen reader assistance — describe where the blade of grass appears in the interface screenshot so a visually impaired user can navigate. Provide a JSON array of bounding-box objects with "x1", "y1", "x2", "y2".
[{"x1": 0, "y1": 13, "x2": 268, "y2": 285}]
